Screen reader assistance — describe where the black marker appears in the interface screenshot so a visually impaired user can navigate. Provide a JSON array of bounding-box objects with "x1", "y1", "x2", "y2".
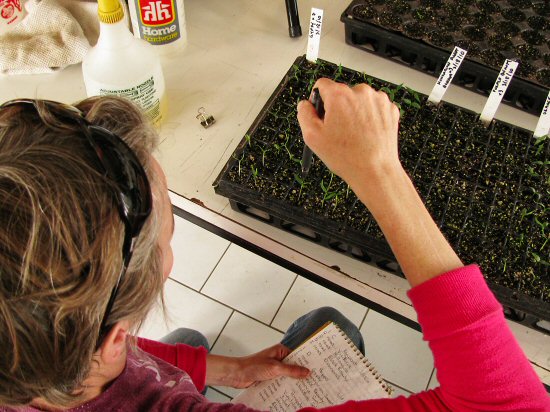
[{"x1": 301, "y1": 88, "x2": 324, "y2": 176}]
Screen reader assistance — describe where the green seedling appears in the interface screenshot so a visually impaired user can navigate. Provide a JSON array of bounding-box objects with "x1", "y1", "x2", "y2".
[
  {"x1": 527, "y1": 165, "x2": 540, "y2": 177},
  {"x1": 294, "y1": 174, "x2": 310, "y2": 198},
  {"x1": 332, "y1": 191, "x2": 347, "y2": 210},
  {"x1": 334, "y1": 63, "x2": 344, "y2": 81},
  {"x1": 361, "y1": 72, "x2": 374, "y2": 85},
  {"x1": 307, "y1": 77, "x2": 316, "y2": 94},
  {"x1": 519, "y1": 207, "x2": 534, "y2": 223},
  {"x1": 540, "y1": 234, "x2": 549, "y2": 252},
  {"x1": 534, "y1": 216, "x2": 548, "y2": 236},
  {"x1": 380, "y1": 84, "x2": 403, "y2": 102},
  {"x1": 291, "y1": 64, "x2": 301, "y2": 81},
  {"x1": 233, "y1": 152, "x2": 245, "y2": 177},
  {"x1": 530, "y1": 251, "x2": 550, "y2": 266},
  {"x1": 533, "y1": 134, "x2": 547, "y2": 156},
  {"x1": 250, "y1": 165, "x2": 259, "y2": 184},
  {"x1": 244, "y1": 134, "x2": 252, "y2": 146},
  {"x1": 320, "y1": 173, "x2": 338, "y2": 206},
  {"x1": 259, "y1": 146, "x2": 270, "y2": 167}
]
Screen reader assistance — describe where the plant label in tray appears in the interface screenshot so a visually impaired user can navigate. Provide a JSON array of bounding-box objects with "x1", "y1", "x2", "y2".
[
  {"x1": 534, "y1": 92, "x2": 550, "y2": 138},
  {"x1": 480, "y1": 59, "x2": 519, "y2": 126},
  {"x1": 427, "y1": 46, "x2": 467, "y2": 105},
  {"x1": 306, "y1": 8, "x2": 323, "y2": 63}
]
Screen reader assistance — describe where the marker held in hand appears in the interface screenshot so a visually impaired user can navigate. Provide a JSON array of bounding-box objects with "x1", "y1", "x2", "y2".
[{"x1": 301, "y1": 88, "x2": 324, "y2": 176}]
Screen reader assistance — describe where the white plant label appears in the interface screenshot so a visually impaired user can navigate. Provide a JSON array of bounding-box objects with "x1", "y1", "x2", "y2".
[
  {"x1": 534, "y1": 91, "x2": 550, "y2": 138},
  {"x1": 479, "y1": 59, "x2": 519, "y2": 126},
  {"x1": 306, "y1": 8, "x2": 323, "y2": 63},
  {"x1": 428, "y1": 46, "x2": 467, "y2": 104}
]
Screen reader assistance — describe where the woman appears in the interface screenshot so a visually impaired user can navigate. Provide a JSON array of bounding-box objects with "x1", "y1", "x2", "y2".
[{"x1": 0, "y1": 79, "x2": 548, "y2": 411}]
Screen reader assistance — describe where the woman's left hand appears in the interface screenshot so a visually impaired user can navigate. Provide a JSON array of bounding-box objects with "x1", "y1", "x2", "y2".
[{"x1": 205, "y1": 343, "x2": 310, "y2": 388}]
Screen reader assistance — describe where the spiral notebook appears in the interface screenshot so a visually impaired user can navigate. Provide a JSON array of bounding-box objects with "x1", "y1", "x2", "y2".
[{"x1": 231, "y1": 321, "x2": 391, "y2": 410}]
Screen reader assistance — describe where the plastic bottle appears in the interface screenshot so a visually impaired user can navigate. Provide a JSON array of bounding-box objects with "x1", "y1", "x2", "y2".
[
  {"x1": 126, "y1": 0, "x2": 187, "y2": 55},
  {"x1": 82, "y1": 0, "x2": 166, "y2": 125}
]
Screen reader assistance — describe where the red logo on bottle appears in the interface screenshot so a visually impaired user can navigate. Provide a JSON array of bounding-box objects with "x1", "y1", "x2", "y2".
[
  {"x1": 0, "y1": 0, "x2": 22, "y2": 20},
  {"x1": 138, "y1": 0, "x2": 175, "y2": 26}
]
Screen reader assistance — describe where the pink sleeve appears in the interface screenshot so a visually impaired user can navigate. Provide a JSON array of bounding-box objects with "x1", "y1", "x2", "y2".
[
  {"x1": 137, "y1": 337, "x2": 207, "y2": 392},
  {"x1": 407, "y1": 264, "x2": 548, "y2": 410},
  {"x1": 300, "y1": 265, "x2": 549, "y2": 412}
]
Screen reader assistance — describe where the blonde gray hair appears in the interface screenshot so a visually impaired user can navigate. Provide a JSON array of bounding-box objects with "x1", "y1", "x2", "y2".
[{"x1": 0, "y1": 97, "x2": 164, "y2": 407}]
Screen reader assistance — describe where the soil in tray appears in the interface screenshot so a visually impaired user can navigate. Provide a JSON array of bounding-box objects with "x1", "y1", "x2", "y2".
[
  {"x1": 216, "y1": 56, "x2": 550, "y2": 304},
  {"x1": 346, "y1": 0, "x2": 550, "y2": 87}
]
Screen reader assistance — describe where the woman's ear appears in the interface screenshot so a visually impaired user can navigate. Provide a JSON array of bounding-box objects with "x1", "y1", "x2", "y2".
[{"x1": 97, "y1": 320, "x2": 131, "y2": 365}]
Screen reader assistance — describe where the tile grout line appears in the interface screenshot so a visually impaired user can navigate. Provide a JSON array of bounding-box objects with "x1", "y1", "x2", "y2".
[
  {"x1": 168, "y1": 277, "x2": 290, "y2": 335},
  {"x1": 385, "y1": 380, "x2": 413, "y2": 396},
  {"x1": 169, "y1": 277, "x2": 394, "y2": 339},
  {"x1": 198, "y1": 243, "x2": 232, "y2": 293},
  {"x1": 206, "y1": 386, "x2": 232, "y2": 400},
  {"x1": 210, "y1": 309, "x2": 236, "y2": 352},
  {"x1": 425, "y1": 367, "x2": 436, "y2": 391},
  {"x1": 267, "y1": 273, "x2": 300, "y2": 327},
  {"x1": 358, "y1": 307, "x2": 370, "y2": 330}
]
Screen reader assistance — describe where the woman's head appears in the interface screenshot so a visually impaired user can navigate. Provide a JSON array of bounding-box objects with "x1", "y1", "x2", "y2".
[{"x1": 0, "y1": 97, "x2": 167, "y2": 407}]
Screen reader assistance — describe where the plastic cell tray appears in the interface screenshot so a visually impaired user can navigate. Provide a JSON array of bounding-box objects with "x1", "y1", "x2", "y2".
[
  {"x1": 340, "y1": 0, "x2": 549, "y2": 115},
  {"x1": 214, "y1": 55, "x2": 550, "y2": 333}
]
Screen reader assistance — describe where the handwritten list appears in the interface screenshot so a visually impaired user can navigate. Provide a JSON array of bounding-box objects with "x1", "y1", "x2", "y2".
[{"x1": 232, "y1": 322, "x2": 390, "y2": 411}]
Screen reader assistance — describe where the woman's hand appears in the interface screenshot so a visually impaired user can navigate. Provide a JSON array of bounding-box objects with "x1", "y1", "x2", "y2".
[
  {"x1": 205, "y1": 344, "x2": 310, "y2": 389},
  {"x1": 297, "y1": 78, "x2": 402, "y2": 193},
  {"x1": 297, "y1": 77, "x2": 462, "y2": 287}
]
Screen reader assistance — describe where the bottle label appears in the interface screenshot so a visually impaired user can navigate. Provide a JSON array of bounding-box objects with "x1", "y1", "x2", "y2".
[
  {"x1": 0, "y1": 0, "x2": 26, "y2": 28},
  {"x1": 86, "y1": 73, "x2": 164, "y2": 125},
  {"x1": 132, "y1": 0, "x2": 180, "y2": 45}
]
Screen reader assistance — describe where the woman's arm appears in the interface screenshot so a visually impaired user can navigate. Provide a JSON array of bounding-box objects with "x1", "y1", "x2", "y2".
[
  {"x1": 297, "y1": 79, "x2": 462, "y2": 287},
  {"x1": 137, "y1": 338, "x2": 309, "y2": 392},
  {"x1": 297, "y1": 79, "x2": 549, "y2": 410}
]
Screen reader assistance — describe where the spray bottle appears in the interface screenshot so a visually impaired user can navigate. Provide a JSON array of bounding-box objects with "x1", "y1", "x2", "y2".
[{"x1": 82, "y1": 0, "x2": 166, "y2": 125}]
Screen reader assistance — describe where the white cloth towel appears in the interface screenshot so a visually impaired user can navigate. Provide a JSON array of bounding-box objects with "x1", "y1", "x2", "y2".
[{"x1": 0, "y1": 0, "x2": 91, "y2": 75}]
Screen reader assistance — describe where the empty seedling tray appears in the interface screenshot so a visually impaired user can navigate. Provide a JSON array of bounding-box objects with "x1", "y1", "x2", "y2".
[
  {"x1": 340, "y1": 0, "x2": 550, "y2": 115},
  {"x1": 213, "y1": 55, "x2": 550, "y2": 333}
]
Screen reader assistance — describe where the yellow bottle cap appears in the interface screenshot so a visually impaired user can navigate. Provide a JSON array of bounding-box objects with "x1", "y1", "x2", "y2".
[{"x1": 98, "y1": 0, "x2": 124, "y2": 24}]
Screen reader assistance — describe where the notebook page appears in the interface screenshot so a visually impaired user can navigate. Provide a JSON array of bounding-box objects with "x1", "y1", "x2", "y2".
[{"x1": 232, "y1": 322, "x2": 390, "y2": 411}]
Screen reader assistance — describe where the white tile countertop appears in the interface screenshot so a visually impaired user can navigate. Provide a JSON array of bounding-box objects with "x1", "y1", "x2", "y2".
[{"x1": 1, "y1": 0, "x2": 548, "y2": 383}]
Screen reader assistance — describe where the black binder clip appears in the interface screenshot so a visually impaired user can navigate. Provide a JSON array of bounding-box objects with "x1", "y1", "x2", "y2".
[{"x1": 196, "y1": 107, "x2": 216, "y2": 128}]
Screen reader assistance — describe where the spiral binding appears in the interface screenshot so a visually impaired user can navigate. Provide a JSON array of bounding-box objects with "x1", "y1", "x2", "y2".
[{"x1": 333, "y1": 322, "x2": 393, "y2": 396}]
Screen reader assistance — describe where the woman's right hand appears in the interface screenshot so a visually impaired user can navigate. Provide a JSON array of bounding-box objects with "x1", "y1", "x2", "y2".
[
  {"x1": 298, "y1": 77, "x2": 463, "y2": 287},
  {"x1": 297, "y1": 78, "x2": 402, "y2": 193}
]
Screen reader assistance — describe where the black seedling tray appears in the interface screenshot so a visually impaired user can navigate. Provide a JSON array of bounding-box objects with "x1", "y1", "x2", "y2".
[
  {"x1": 213, "y1": 55, "x2": 549, "y2": 333},
  {"x1": 340, "y1": 0, "x2": 549, "y2": 115}
]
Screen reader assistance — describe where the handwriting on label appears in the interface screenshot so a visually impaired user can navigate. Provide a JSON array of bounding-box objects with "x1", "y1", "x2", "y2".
[
  {"x1": 306, "y1": 8, "x2": 323, "y2": 63},
  {"x1": 428, "y1": 46, "x2": 467, "y2": 104},
  {"x1": 479, "y1": 59, "x2": 519, "y2": 126},
  {"x1": 534, "y1": 92, "x2": 550, "y2": 138}
]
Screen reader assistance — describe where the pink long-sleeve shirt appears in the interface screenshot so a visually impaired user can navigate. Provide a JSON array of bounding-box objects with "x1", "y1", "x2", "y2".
[{"x1": 4, "y1": 265, "x2": 549, "y2": 411}]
